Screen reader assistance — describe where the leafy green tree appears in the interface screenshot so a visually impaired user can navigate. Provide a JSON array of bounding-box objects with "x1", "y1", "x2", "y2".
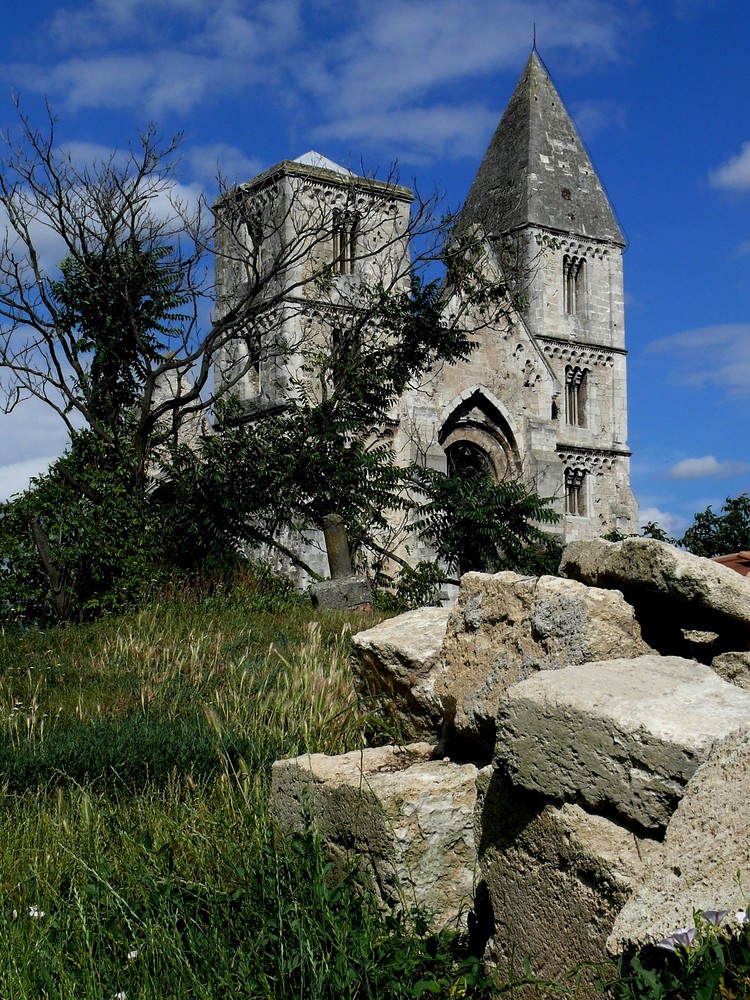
[
  {"x1": 49, "y1": 241, "x2": 188, "y2": 435},
  {"x1": 0, "y1": 434, "x2": 168, "y2": 624},
  {"x1": 415, "y1": 469, "x2": 561, "y2": 579},
  {"x1": 679, "y1": 494, "x2": 750, "y2": 557},
  {"x1": 0, "y1": 108, "x2": 560, "y2": 620}
]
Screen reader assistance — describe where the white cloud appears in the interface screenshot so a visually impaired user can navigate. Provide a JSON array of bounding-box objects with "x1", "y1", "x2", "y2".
[
  {"x1": 186, "y1": 144, "x2": 264, "y2": 187},
  {"x1": 638, "y1": 505, "x2": 691, "y2": 537},
  {"x1": 57, "y1": 140, "x2": 129, "y2": 168},
  {"x1": 0, "y1": 398, "x2": 70, "y2": 501},
  {"x1": 313, "y1": 104, "x2": 501, "y2": 161},
  {"x1": 15, "y1": 0, "x2": 639, "y2": 161},
  {"x1": 16, "y1": 53, "x2": 221, "y2": 117},
  {"x1": 648, "y1": 323, "x2": 750, "y2": 395},
  {"x1": 18, "y1": 0, "x2": 304, "y2": 118},
  {"x1": 296, "y1": 0, "x2": 639, "y2": 154},
  {"x1": 709, "y1": 142, "x2": 750, "y2": 192},
  {"x1": 666, "y1": 455, "x2": 750, "y2": 480},
  {"x1": 302, "y1": 0, "x2": 633, "y2": 113}
]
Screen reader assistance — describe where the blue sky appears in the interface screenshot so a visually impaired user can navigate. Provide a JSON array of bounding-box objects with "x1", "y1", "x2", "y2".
[{"x1": 0, "y1": 0, "x2": 748, "y2": 538}]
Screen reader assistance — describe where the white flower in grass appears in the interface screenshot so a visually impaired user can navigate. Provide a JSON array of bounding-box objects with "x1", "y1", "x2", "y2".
[
  {"x1": 127, "y1": 949, "x2": 138, "y2": 961},
  {"x1": 28, "y1": 905, "x2": 45, "y2": 918},
  {"x1": 115, "y1": 992, "x2": 127, "y2": 1000}
]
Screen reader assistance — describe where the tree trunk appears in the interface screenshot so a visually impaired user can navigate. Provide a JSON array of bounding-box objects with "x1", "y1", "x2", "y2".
[{"x1": 28, "y1": 517, "x2": 68, "y2": 621}]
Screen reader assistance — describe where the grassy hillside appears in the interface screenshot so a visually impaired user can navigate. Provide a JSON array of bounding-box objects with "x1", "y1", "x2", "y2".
[{"x1": 0, "y1": 570, "x2": 493, "y2": 999}]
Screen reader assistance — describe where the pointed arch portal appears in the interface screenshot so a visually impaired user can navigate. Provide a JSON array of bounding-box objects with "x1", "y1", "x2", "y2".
[
  {"x1": 438, "y1": 389, "x2": 523, "y2": 573},
  {"x1": 439, "y1": 389, "x2": 522, "y2": 484}
]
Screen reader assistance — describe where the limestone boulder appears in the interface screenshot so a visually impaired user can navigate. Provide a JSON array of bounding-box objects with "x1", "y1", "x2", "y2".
[
  {"x1": 352, "y1": 573, "x2": 649, "y2": 754},
  {"x1": 560, "y1": 537, "x2": 750, "y2": 657},
  {"x1": 496, "y1": 655, "x2": 750, "y2": 830},
  {"x1": 476, "y1": 766, "x2": 654, "y2": 982},
  {"x1": 271, "y1": 743, "x2": 478, "y2": 930},
  {"x1": 439, "y1": 571, "x2": 651, "y2": 751},
  {"x1": 309, "y1": 575, "x2": 373, "y2": 610},
  {"x1": 351, "y1": 607, "x2": 450, "y2": 740},
  {"x1": 711, "y1": 650, "x2": 750, "y2": 691},
  {"x1": 610, "y1": 725, "x2": 750, "y2": 952}
]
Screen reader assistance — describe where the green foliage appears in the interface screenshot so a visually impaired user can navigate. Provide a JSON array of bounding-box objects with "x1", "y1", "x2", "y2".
[
  {"x1": 0, "y1": 716, "x2": 257, "y2": 794},
  {"x1": 0, "y1": 429, "x2": 305, "y2": 626},
  {"x1": 316, "y1": 275, "x2": 476, "y2": 425},
  {"x1": 610, "y1": 911, "x2": 750, "y2": 1000},
  {"x1": 0, "y1": 433, "x2": 167, "y2": 625},
  {"x1": 241, "y1": 827, "x2": 494, "y2": 1000},
  {"x1": 373, "y1": 560, "x2": 447, "y2": 613},
  {"x1": 415, "y1": 469, "x2": 561, "y2": 577},
  {"x1": 0, "y1": 810, "x2": 495, "y2": 1000},
  {"x1": 49, "y1": 239, "x2": 188, "y2": 430},
  {"x1": 165, "y1": 408, "x2": 412, "y2": 571},
  {"x1": 679, "y1": 495, "x2": 750, "y2": 558},
  {"x1": 640, "y1": 522, "x2": 675, "y2": 543}
]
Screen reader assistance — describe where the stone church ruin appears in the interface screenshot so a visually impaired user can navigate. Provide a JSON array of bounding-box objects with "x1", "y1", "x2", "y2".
[{"x1": 213, "y1": 52, "x2": 638, "y2": 580}]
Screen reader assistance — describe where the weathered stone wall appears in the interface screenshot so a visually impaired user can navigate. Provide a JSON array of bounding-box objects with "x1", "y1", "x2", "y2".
[{"x1": 524, "y1": 231, "x2": 625, "y2": 350}]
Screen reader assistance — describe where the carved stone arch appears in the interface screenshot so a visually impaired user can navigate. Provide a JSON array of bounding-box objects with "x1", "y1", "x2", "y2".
[{"x1": 438, "y1": 387, "x2": 523, "y2": 483}]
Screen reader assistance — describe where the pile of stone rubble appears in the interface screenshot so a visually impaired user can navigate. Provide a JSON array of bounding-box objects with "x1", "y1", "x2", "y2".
[{"x1": 271, "y1": 539, "x2": 750, "y2": 982}]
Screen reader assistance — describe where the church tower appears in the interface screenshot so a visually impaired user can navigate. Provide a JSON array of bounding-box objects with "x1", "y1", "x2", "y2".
[{"x1": 440, "y1": 50, "x2": 637, "y2": 540}]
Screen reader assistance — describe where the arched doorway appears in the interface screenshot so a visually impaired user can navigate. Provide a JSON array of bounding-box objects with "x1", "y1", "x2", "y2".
[{"x1": 439, "y1": 390, "x2": 523, "y2": 574}]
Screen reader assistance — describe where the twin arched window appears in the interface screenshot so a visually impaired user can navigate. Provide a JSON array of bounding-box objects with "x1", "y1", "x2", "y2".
[
  {"x1": 333, "y1": 209, "x2": 359, "y2": 274},
  {"x1": 565, "y1": 467, "x2": 586, "y2": 516},
  {"x1": 563, "y1": 254, "x2": 585, "y2": 315},
  {"x1": 565, "y1": 365, "x2": 588, "y2": 427}
]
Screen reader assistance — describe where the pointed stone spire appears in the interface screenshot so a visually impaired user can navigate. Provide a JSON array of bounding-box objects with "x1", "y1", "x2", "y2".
[{"x1": 459, "y1": 51, "x2": 624, "y2": 245}]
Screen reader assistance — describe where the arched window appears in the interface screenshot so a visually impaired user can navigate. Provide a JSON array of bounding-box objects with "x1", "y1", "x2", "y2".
[
  {"x1": 565, "y1": 467, "x2": 587, "y2": 517},
  {"x1": 332, "y1": 209, "x2": 358, "y2": 274},
  {"x1": 563, "y1": 255, "x2": 585, "y2": 315},
  {"x1": 565, "y1": 366, "x2": 588, "y2": 427}
]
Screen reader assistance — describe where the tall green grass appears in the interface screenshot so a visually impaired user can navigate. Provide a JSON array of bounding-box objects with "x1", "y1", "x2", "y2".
[{"x1": 0, "y1": 576, "x2": 494, "y2": 998}]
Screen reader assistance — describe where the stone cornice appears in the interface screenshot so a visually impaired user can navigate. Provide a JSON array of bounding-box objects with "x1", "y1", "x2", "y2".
[
  {"x1": 557, "y1": 444, "x2": 632, "y2": 471},
  {"x1": 537, "y1": 336, "x2": 627, "y2": 361}
]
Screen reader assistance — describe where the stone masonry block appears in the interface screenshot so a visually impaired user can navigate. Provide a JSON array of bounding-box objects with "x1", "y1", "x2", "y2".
[
  {"x1": 351, "y1": 607, "x2": 450, "y2": 740},
  {"x1": 475, "y1": 766, "x2": 654, "y2": 982},
  {"x1": 271, "y1": 743, "x2": 478, "y2": 930},
  {"x1": 439, "y1": 571, "x2": 651, "y2": 751},
  {"x1": 496, "y1": 655, "x2": 750, "y2": 830},
  {"x1": 309, "y1": 575, "x2": 373, "y2": 610},
  {"x1": 560, "y1": 537, "x2": 750, "y2": 653},
  {"x1": 610, "y1": 725, "x2": 750, "y2": 951}
]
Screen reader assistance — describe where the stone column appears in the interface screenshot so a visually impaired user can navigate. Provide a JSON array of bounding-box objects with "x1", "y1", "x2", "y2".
[{"x1": 322, "y1": 513, "x2": 353, "y2": 579}]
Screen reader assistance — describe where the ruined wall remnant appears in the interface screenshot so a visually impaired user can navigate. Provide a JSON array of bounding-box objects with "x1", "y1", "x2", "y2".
[{"x1": 272, "y1": 541, "x2": 750, "y2": 982}]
